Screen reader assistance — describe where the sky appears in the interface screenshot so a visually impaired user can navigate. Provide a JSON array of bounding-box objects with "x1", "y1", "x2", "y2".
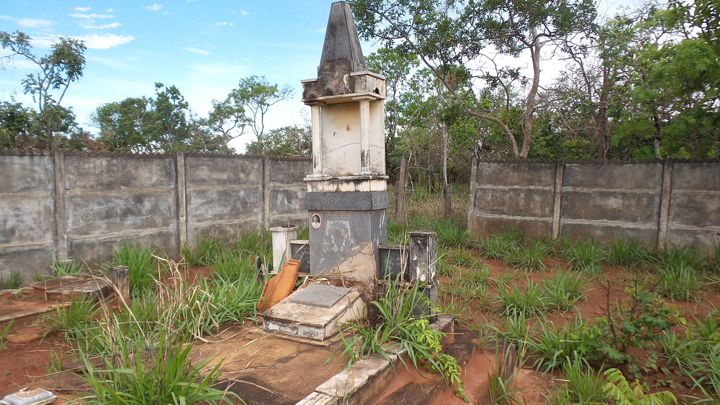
[{"x1": 0, "y1": 0, "x2": 638, "y2": 152}]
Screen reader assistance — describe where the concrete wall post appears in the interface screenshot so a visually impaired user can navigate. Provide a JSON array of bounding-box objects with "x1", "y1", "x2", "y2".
[
  {"x1": 657, "y1": 160, "x2": 673, "y2": 250},
  {"x1": 551, "y1": 161, "x2": 565, "y2": 240},
  {"x1": 263, "y1": 155, "x2": 271, "y2": 230},
  {"x1": 176, "y1": 152, "x2": 188, "y2": 249},
  {"x1": 53, "y1": 150, "x2": 68, "y2": 261},
  {"x1": 466, "y1": 157, "x2": 478, "y2": 233}
]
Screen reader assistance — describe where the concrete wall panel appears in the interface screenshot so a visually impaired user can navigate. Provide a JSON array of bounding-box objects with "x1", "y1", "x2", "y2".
[
  {"x1": 66, "y1": 193, "x2": 177, "y2": 236},
  {"x1": 474, "y1": 162, "x2": 555, "y2": 187},
  {"x1": 473, "y1": 188, "x2": 554, "y2": 218},
  {"x1": 0, "y1": 198, "x2": 54, "y2": 244},
  {"x1": 187, "y1": 188, "x2": 261, "y2": 223},
  {"x1": 186, "y1": 156, "x2": 262, "y2": 186},
  {"x1": 64, "y1": 156, "x2": 175, "y2": 190},
  {"x1": 560, "y1": 223, "x2": 658, "y2": 246},
  {"x1": 69, "y1": 231, "x2": 177, "y2": 264},
  {"x1": 469, "y1": 216, "x2": 552, "y2": 239},
  {"x1": 561, "y1": 191, "x2": 660, "y2": 224},
  {"x1": 0, "y1": 155, "x2": 54, "y2": 193},
  {"x1": 563, "y1": 163, "x2": 662, "y2": 189}
]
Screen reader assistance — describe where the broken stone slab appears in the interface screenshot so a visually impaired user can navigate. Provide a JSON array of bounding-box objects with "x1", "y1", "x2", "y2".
[
  {"x1": 314, "y1": 354, "x2": 396, "y2": 404},
  {"x1": 288, "y1": 284, "x2": 350, "y2": 308},
  {"x1": 295, "y1": 392, "x2": 338, "y2": 405},
  {"x1": 263, "y1": 285, "x2": 366, "y2": 341}
]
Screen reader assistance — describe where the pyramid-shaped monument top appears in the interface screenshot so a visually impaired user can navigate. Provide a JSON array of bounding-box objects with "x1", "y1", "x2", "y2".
[
  {"x1": 319, "y1": 1, "x2": 366, "y2": 74},
  {"x1": 302, "y1": 1, "x2": 384, "y2": 102}
]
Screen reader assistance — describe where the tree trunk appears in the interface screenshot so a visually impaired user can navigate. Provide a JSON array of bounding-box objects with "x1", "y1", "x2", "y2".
[
  {"x1": 652, "y1": 113, "x2": 662, "y2": 159},
  {"x1": 520, "y1": 30, "x2": 542, "y2": 159},
  {"x1": 394, "y1": 157, "x2": 408, "y2": 223},
  {"x1": 442, "y1": 126, "x2": 451, "y2": 218},
  {"x1": 595, "y1": 67, "x2": 611, "y2": 160}
]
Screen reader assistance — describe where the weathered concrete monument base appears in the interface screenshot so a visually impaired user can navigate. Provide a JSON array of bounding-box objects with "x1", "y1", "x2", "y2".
[{"x1": 263, "y1": 284, "x2": 366, "y2": 341}]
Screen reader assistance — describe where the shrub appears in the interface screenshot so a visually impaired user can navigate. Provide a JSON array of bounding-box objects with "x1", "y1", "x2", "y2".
[
  {"x1": 113, "y1": 243, "x2": 157, "y2": 299},
  {"x1": 531, "y1": 316, "x2": 611, "y2": 371},
  {"x1": 341, "y1": 280, "x2": 466, "y2": 399},
  {"x1": 603, "y1": 368, "x2": 677, "y2": 404},
  {"x1": 564, "y1": 240, "x2": 605, "y2": 274}
]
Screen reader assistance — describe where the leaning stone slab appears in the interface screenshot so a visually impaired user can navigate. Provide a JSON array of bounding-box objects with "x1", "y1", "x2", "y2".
[
  {"x1": 295, "y1": 391, "x2": 338, "y2": 405},
  {"x1": 315, "y1": 354, "x2": 396, "y2": 402}
]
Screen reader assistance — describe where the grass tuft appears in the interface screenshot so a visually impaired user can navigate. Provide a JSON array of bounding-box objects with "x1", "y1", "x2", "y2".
[
  {"x1": 657, "y1": 262, "x2": 702, "y2": 301},
  {"x1": 0, "y1": 272, "x2": 22, "y2": 290},
  {"x1": 497, "y1": 279, "x2": 547, "y2": 318},
  {"x1": 563, "y1": 240, "x2": 605, "y2": 274},
  {"x1": 540, "y1": 270, "x2": 586, "y2": 311},
  {"x1": 505, "y1": 241, "x2": 548, "y2": 271},
  {"x1": 51, "y1": 259, "x2": 85, "y2": 277},
  {"x1": 607, "y1": 238, "x2": 655, "y2": 268},
  {"x1": 113, "y1": 243, "x2": 158, "y2": 299}
]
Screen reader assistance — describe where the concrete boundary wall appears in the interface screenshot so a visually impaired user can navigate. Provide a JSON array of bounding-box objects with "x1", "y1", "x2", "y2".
[
  {"x1": 0, "y1": 152, "x2": 311, "y2": 281},
  {"x1": 468, "y1": 160, "x2": 720, "y2": 252}
]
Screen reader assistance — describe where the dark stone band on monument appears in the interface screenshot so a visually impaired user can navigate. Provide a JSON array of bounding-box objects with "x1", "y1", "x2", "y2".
[{"x1": 305, "y1": 191, "x2": 389, "y2": 210}]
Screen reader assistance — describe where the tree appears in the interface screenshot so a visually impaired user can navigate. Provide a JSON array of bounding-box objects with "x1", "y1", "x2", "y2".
[
  {"x1": 246, "y1": 125, "x2": 311, "y2": 157},
  {"x1": 0, "y1": 101, "x2": 34, "y2": 149},
  {"x1": 222, "y1": 76, "x2": 292, "y2": 151},
  {"x1": 351, "y1": 0, "x2": 596, "y2": 159},
  {"x1": 93, "y1": 83, "x2": 230, "y2": 153},
  {"x1": 0, "y1": 31, "x2": 86, "y2": 149}
]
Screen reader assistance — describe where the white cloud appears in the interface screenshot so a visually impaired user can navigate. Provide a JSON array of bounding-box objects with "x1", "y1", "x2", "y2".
[
  {"x1": 17, "y1": 18, "x2": 54, "y2": 29},
  {"x1": 70, "y1": 12, "x2": 114, "y2": 19},
  {"x1": 214, "y1": 21, "x2": 233, "y2": 27},
  {"x1": 72, "y1": 6, "x2": 91, "y2": 12},
  {"x1": 74, "y1": 34, "x2": 134, "y2": 49},
  {"x1": 83, "y1": 22, "x2": 121, "y2": 29},
  {"x1": 238, "y1": 10, "x2": 250, "y2": 16},
  {"x1": 145, "y1": 4, "x2": 163, "y2": 12},
  {"x1": 185, "y1": 47, "x2": 209, "y2": 56}
]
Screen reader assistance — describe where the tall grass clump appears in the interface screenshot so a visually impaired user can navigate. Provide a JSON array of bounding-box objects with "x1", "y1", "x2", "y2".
[
  {"x1": 563, "y1": 240, "x2": 605, "y2": 274},
  {"x1": 659, "y1": 246, "x2": 705, "y2": 270},
  {"x1": 546, "y1": 357, "x2": 606, "y2": 405},
  {"x1": 341, "y1": 278, "x2": 466, "y2": 399},
  {"x1": 432, "y1": 218, "x2": 468, "y2": 248},
  {"x1": 78, "y1": 304, "x2": 235, "y2": 404},
  {"x1": 497, "y1": 279, "x2": 547, "y2": 318},
  {"x1": 182, "y1": 235, "x2": 225, "y2": 267},
  {"x1": 540, "y1": 270, "x2": 586, "y2": 311},
  {"x1": 387, "y1": 219, "x2": 408, "y2": 244},
  {"x1": 657, "y1": 262, "x2": 702, "y2": 301},
  {"x1": 236, "y1": 231, "x2": 271, "y2": 259},
  {"x1": 211, "y1": 250, "x2": 256, "y2": 283},
  {"x1": 530, "y1": 316, "x2": 610, "y2": 371},
  {"x1": 0, "y1": 272, "x2": 21, "y2": 289},
  {"x1": 51, "y1": 259, "x2": 85, "y2": 277},
  {"x1": 505, "y1": 241, "x2": 548, "y2": 271},
  {"x1": 478, "y1": 230, "x2": 523, "y2": 260},
  {"x1": 607, "y1": 238, "x2": 655, "y2": 268},
  {"x1": 45, "y1": 299, "x2": 99, "y2": 343},
  {"x1": 113, "y1": 243, "x2": 157, "y2": 299}
]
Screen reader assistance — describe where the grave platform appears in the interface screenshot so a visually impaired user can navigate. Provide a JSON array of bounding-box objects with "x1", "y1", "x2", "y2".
[{"x1": 262, "y1": 283, "x2": 366, "y2": 341}]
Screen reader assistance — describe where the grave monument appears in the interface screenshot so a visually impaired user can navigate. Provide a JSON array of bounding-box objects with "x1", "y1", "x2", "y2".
[{"x1": 262, "y1": 1, "x2": 437, "y2": 342}]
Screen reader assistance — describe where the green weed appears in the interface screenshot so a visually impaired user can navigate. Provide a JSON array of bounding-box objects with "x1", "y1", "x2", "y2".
[
  {"x1": 603, "y1": 367, "x2": 677, "y2": 404},
  {"x1": 51, "y1": 259, "x2": 85, "y2": 277},
  {"x1": 211, "y1": 251, "x2": 256, "y2": 283},
  {"x1": 497, "y1": 279, "x2": 547, "y2": 318},
  {"x1": 659, "y1": 246, "x2": 705, "y2": 270},
  {"x1": 341, "y1": 279, "x2": 466, "y2": 399},
  {"x1": 607, "y1": 238, "x2": 655, "y2": 268},
  {"x1": 541, "y1": 271, "x2": 586, "y2": 311},
  {"x1": 657, "y1": 262, "x2": 702, "y2": 301},
  {"x1": 0, "y1": 272, "x2": 22, "y2": 289},
  {"x1": 446, "y1": 248, "x2": 484, "y2": 269},
  {"x1": 531, "y1": 316, "x2": 611, "y2": 371},
  {"x1": 182, "y1": 235, "x2": 225, "y2": 267},
  {"x1": 546, "y1": 357, "x2": 606, "y2": 405},
  {"x1": 45, "y1": 299, "x2": 99, "y2": 343},
  {"x1": 505, "y1": 241, "x2": 548, "y2": 271},
  {"x1": 432, "y1": 218, "x2": 468, "y2": 248},
  {"x1": 564, "y1": 240, "x2": 605, "y2": 274},
  {"x1": 113, "y1": 243, "x2": 158, "y2": 299},
  {"x1": 478, "y1": 230, "x2": 523, "y2": 260},
  {"x1": 0, "y1": 321, "x2": 12, "y2": 350}
]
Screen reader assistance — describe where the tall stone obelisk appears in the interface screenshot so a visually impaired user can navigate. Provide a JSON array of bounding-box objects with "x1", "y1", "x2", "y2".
[{"x1": 301, "y1": 1, "x2": 387, "y2": 289}]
